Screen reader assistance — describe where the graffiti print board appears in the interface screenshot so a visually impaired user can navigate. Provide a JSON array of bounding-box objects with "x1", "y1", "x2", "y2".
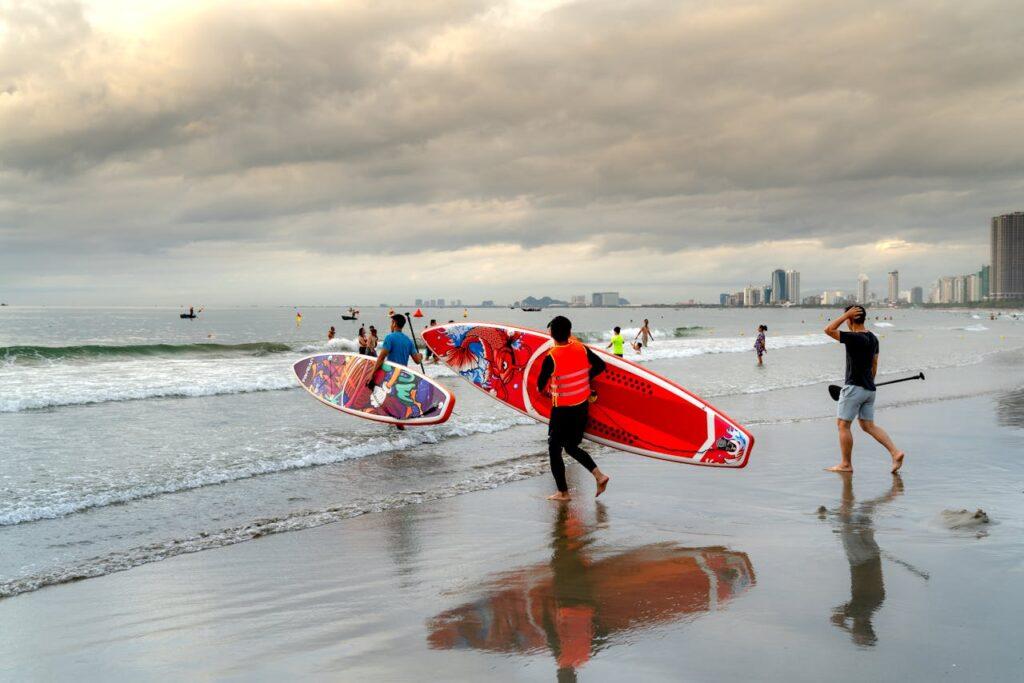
[
  {"x1": 293, "y1": 353, "x2": 455, "y2": 426},
  {"x1": 421, "y1": 323, "x2": 754, "y2": 466}
]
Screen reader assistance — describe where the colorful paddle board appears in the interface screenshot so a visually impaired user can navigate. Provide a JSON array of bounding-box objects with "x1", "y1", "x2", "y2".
[
  {"x1": 421, "y1": 323, "x2": 753, "y2": 466},
  {"x1": 293, "y1": 352, "x2": 454, "y2": 426}
]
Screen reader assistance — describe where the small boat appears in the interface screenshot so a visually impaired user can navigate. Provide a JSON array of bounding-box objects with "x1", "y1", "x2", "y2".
[
  {"x1": 180, "y1": 313, "x2": 197, "y2": 319},
  {"x1": 521, "y1": 307, "x2": 542, "y2": 312},
  {"x1": 341, "y1": 315, "x2": 358, "y2": 321}
]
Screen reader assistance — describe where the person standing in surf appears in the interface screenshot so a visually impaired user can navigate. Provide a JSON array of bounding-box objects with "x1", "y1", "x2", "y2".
[
  {"x1": 367, "y1": 325, "x2": 379, "y2": 356},
  {"x1": 367, "y1": 315, "x2": 423, "y2": 431},
  {"x1": 606, "y1": 326, "x2": 625, "y2": 358},
  {"x1": 537, "y1": 316, "x2": 611, "y2": 501},
  {"x1": 327, "y1": 326, "x2": 336, "y2": 341},
  {"x1": 357, "y1": 326, "x2": 370, "y2": 355},
  {"x1": 824, "y1": 305, "x2": 905, "y2": 473},
  {"x1": 754, "y1": 325, "x2": 767, "y2": 365},
  {"x1": 635, "y1": 319, "x2": 653, "y2": 350},
  {"x1": 425, "y1": 319, "x2": 438, "y2": 364}
]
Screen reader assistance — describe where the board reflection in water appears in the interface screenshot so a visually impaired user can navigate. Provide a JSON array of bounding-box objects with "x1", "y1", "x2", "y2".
[{"x1": 427, "y1": 505, "x2": 755, "y2": 680}]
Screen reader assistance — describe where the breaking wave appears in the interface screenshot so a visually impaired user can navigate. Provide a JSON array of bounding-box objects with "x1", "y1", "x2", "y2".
[{"x1": 0, "y1": 414, "x2": 536, "y2": 527}]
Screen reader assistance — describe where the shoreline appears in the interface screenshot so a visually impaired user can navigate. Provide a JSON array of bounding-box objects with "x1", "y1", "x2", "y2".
[{"x1": 2, "y1": 391, "x2": 1022, "y2": 680}]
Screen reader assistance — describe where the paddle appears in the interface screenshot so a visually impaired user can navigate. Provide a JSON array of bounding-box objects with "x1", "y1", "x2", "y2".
[
  {"x1": 403, "y1": 313, "x2": 428, "y2": 374},
  {"x1": 828, "y1": 372, "x2": 925, "y2": 401}
]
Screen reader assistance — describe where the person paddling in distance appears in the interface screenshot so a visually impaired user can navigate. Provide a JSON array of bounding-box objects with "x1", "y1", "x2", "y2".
[
  {"x1": 606, "y1": 326, "x2": 625, "y2": 358},
  {"x1": 537, "y1": 316, "x2": 611, "y2": 501},
  {"x1": 366, "y1": 314, "x2": 423, "y2": 431},
  {"x1": 824, "y1": 305, "x2": 905, "y2": 473}
]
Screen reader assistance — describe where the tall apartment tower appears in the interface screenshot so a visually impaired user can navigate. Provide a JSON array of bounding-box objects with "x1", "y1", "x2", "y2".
[
  {"x1": 785, "y1": 270, "x2": 800, "y2": 304},
  {"x1": 887, "y1": 270, "x2": 899, "y2": 303},
  {"x1": 770, "y1": 269, "x2": 787, "y2": 303},
  {"x1": 991, "y1": 212, "x2": 1024, "y2": 300},
  {"x1": 857, "y1": 275, "x2": 869, "y2": 304}
]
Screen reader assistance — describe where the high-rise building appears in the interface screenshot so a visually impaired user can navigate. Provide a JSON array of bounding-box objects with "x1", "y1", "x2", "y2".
[
  {"x1": 967, "y1": 274, "x2": 982, "y2": 302},
  {"x1": 481, "y1": 300, "x2": 495, "y2": 307},
  {"x1": 857, "y1": 275, "x2": 869, "y2": 304},
  {"x1": 822, "y1": 290, "x2": 847, "y2": 305},
  {"x1": 437, "y1": 298, "x2": 446, "y2": 307},
  {"x1": 991, "y1": 212, "x2": 1024, "y2": 300},
  {"x1": 592, "y1": 292, "x2": 620, "y2": 307},
  {"x1": 770, "y1": 269, "x2": 787, "y2": 303},
  {"x1": 887, "y1": 270, "x2": 899, "y2": 304},
  {"x1": 415, "y1": 298, "x2": 423, "y2": 306},
  {"x1": 979, "y1": 265, "x2": 990, "y2": 299},
  {"x1": 952, "y1": 276, "x2": 967, "y2": 304},
  {"x1": 785, "y1": 270, "x2": 800, "y2": 304},
  {"x1": 743, "y1": 285, "x2": 757, "y2": 306},
  {"x1": 910, "y1": 286, "x2": 924, "y2": 305},
  {"x1": 570, "y1": 295, "x2": 586, "y2": 307},
  {"x1": 719, "y1": 293, "x2": 729, "y2": 306},
  {"x1": 761, "y1": 285, "x2": 772, "y2": 305}
]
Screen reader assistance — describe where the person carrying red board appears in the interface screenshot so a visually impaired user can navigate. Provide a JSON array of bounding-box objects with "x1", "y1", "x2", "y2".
[{"x1": 537, "y1": 316, "x2": 611, "y2": 501}]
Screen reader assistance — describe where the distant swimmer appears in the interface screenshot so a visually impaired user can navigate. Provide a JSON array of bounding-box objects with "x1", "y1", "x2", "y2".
[
  {"x1": 824, "y1": 306, "x2": 905, "y2": 474},
  {"x1": 366, "y1": 314, "x2": 423, "y2": 430},
  {"x1": 537, "y1": 316, "x2": 610, "y2": 501},
  {"x1": 357, "y1": 326, "x2": 370, "y2": 355},
  {"x1": 606, "y1": 326, "x2": 625, "y2": 358},
  {"x1": 296, "y1": 311, "x2": 302, "y2": 328},
  {"x1": 754, "y1": 324, "x2": 767, "y2": 365},
  {"x1": 635, "y1": 319, "x2": 653, "y2": 350},
  {"x1": 328, "y1": 326, "x2": 336, "y2": 341}
]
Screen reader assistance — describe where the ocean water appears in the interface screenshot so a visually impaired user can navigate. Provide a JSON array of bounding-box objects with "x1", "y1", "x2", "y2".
[{"x1": 2, "y1": 305, "x2": 1023, "y2": 598}]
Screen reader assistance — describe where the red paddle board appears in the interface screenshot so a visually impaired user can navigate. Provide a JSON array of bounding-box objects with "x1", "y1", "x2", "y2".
[
  {"x1": 421, "y1": 323, "x2": 753, "y2": 466},
  {"x1": 293, "y1": 352, "x2": 455, "y2": 426}
]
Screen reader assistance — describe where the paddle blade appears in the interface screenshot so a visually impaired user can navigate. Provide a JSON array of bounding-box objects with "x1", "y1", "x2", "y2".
[{"x1": 828, "y1": 384, "x2": 842, "y2": 401}]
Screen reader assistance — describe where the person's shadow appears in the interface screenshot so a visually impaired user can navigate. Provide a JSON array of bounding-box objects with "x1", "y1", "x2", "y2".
[{"x1": 824, "y1": 472, "x2": 903, "y2": 647}]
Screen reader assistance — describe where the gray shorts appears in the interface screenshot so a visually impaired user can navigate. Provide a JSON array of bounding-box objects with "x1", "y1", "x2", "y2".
[{"x1": 837, "y1": 385, "x2": 876, "y2": 422}]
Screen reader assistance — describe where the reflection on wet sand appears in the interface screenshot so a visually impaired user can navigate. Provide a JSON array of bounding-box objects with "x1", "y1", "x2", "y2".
[
  {"x1": 827, "y1": 473, "x2": 903, "y2": 647},
  {"x1": 427, "y1": 504, "x2": 755, "y2": 680}
]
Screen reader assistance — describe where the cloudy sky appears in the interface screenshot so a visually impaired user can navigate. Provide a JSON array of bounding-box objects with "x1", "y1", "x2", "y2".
[{"x1": 2, "y1": 0, "x2": 1022, "y2": 305}]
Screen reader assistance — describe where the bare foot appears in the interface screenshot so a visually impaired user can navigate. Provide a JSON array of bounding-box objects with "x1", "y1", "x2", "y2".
[
  {"x1": 595, "y1": 475, "x2": 610, "y2": 498},
  {"x1": 547, "y1": 491, "x2": 571, "y2": 501},
  {"x1": 826, "y1": 465, "x2": 853, "y2": 472},
  {"x1": 891, "y1": 451, "x2": 905, "y2": 473}
]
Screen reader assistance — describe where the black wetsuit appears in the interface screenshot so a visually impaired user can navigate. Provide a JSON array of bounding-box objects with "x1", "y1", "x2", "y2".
[{"x1": 537, "y1": 347, "x2": 606, "y2": 492}]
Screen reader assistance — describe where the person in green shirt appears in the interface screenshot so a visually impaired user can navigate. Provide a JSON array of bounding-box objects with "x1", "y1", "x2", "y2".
[{"x1": 606, "y1": 326, "x2": 625, "y2": 357}]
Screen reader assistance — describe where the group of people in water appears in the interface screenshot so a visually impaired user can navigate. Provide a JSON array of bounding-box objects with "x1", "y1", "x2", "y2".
[{"x1": 604, "y1": 319, "x2": 654, "y2": 357}]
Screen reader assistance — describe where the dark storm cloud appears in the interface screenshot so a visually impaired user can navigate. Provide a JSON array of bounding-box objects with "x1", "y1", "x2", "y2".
[{"x1": 2, "y1": 0, "x2": 1022, "y2": 302}]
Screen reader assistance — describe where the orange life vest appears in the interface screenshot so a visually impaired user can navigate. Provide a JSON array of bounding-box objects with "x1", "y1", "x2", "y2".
[{"x1": 549, "y1": 340, "x2": 591, "y2": 407}]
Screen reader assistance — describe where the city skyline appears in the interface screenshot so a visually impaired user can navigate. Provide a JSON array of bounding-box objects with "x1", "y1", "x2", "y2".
[{"x1": 2, "y1": 1, "x2": 1022, "y2": 305}]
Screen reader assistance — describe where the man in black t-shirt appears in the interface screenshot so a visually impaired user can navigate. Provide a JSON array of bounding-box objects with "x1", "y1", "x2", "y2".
[{"x1": 824, "y1": 305, "x2": 905, "y2": 473}]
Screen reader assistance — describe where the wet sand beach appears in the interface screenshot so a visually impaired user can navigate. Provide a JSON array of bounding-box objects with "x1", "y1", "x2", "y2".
[{"x1": 2, "y1": 392, "x2": 1022, "y2": 681}]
